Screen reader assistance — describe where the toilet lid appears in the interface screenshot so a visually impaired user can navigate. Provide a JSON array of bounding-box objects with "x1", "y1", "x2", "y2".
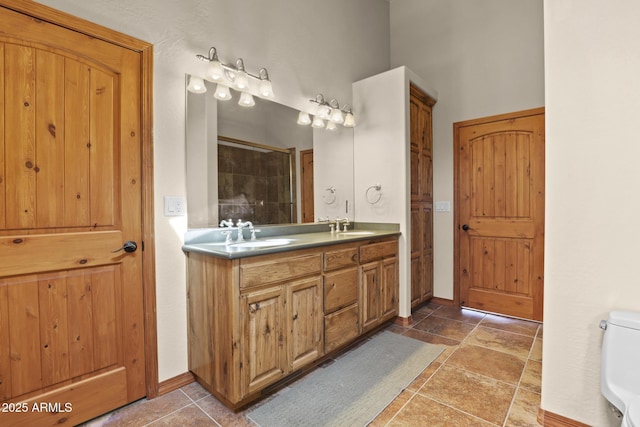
[{"x1": 625, "y1": 396, "x2": 640, "y2": 427}]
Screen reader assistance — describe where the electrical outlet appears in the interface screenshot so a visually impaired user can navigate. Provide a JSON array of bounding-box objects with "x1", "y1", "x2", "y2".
[{"x1": 164, "y1": 196, "x2": 185, "y2": 216}]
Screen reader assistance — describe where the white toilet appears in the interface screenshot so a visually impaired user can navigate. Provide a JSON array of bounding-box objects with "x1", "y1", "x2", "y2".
[{"x1": 601, "y1": 311, "x2": 640, "y2": 426}]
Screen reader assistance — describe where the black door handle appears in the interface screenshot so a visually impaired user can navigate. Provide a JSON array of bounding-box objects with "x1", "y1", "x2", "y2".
[
  {"x1": 112, "y1": 241, "x2": 138, "y2": 253},
  {"x1": 461, "y1": 224, "x2": 470, "y2": 231}
]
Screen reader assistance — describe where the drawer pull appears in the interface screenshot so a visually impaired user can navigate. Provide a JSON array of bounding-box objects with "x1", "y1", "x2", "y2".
[{"x1": 249, "y1": 303, "x2": 261, "y2": 313}]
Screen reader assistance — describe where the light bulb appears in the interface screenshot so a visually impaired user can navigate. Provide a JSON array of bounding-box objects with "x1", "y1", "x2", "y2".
[
  {"x1": 311, "y1": 116, "x2": 325, "y2": 128},
  {"x1": 326, "y1": 121, "x2": 337, "y2": 131},
  {"x1": 297, "y1": 112, "x2": 311, "y2": 125},
  {"x1": 187, "y1": 76, "x2": 207, "y2": 93},
  {"x1": 238, "y1": 91, "x2": 255, "y2": 107},
  {"x1": 205, "y1": 61, "x2": 224, "y2": 82},
  {"x1": 330, "y1": 108, "x2": 344, "y2": 123},
  {"x1": 343, "y1": 112, "x2": 355, "y2": 128},
  {"x1": 234, "y1": 71, "x2": 249, "y2": 90},
  {"x1": 214, "y1": 84, "x2": 231, "y2": 101},
  {"x1": 259, "y1": 79, "x2": 274, "y2": 98}
]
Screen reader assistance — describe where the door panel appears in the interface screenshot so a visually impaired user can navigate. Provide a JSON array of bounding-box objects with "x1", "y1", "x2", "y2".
[
  {"x1": 456, "y1": 109, "x2": 544, "y2": 321},
  {"x1": 0, "y1": 3, "x2": 146, "y2": 424}
]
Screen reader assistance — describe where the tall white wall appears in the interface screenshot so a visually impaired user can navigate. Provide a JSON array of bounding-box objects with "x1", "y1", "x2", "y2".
[
  {"x1": 389, "y1": 0, "x2": 544, "y2": 300},
  {"x1": 34, "y1": 0, "x2": 390, "y2": 382},
  {"x1": 543, "y1": 0, "x2": 640, "y2": 424}
]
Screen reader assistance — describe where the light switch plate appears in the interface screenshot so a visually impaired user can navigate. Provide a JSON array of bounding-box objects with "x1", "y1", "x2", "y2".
[
  {"x1": 164, "y1": 196, "x2": 186, "y2": 216},
  {"x1": 435, "y1": 201, "x2": 451, "y2": 212}
]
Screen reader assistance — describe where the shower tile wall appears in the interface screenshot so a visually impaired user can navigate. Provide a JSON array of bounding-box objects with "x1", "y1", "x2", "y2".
[{"x1": 218, "y1": 145, "x2": 292, "y2": 224}]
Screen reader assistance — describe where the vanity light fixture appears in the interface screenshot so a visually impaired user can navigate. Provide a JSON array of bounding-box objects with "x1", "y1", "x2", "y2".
[
  {"x1": 187, "y1": 76, "x2": 207, "y2": 94},
  {"x1": 191, "y1": 47, "x2": 275, "y2": 105},
  {"x1": 239, "y1": 91, "x2": 255, "y2": 107},
  {"x1": 297, "y1": 111, "x2": 312, "y2": 125},
  {"x1": 297, "y1": 93, "x2": 355, "y2": 130}
]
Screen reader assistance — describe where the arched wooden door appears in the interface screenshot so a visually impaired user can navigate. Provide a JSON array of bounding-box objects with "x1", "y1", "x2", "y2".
[
  {"x1": 455, "y1": 108, "x2": 545, "y2": 321},
  {"x1": 0, "y1": 2, "x2": 153, "y2": 425}
]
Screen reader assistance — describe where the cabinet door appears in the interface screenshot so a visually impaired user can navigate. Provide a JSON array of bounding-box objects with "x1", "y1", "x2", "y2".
[
  {"x1": 287, "y1": 277, "x2": 323, "y2": 371},
  {"x1": 241, "y1": 287, "x2": 286, "y2": 395},
  {"x1": 380, "y1": 257, "x2": 399, "y2": 319},
  {"x1": 360, "y1": 261, "x2": 380, "y2": 332}
]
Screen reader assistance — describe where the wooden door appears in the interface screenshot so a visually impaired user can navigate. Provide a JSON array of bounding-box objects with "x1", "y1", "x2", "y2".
[
  {"x1": 300, "y1": 149, "x2": 314, "y2": 223},
  {"x1": 0, "y1": 4, "x2": 150, "y2": 425},
  {"x1": 455, "y1": 108, "x2": 545, "y2": 321},
  {"x1": 287, "y1": 277, "x2": 322, "y2": 371},
  {"x1": 380, "y1": 257, "x2": 398, "y2": 319},
  {"x1": 360, "y1": 262, "x2": 380, "y2": 332}
]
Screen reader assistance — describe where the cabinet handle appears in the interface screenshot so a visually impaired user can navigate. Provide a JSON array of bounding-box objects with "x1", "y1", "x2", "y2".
[{"x1": 249, "y1": 303, "x2": 260, "y2": 313}]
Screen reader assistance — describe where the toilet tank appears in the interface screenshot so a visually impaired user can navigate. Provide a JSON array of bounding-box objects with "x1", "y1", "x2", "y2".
[{"x1": 601, "y1": 311, "x2": 640, "y2": 412}]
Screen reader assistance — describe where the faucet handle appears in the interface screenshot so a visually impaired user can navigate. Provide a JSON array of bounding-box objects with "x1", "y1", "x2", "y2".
[{"x1": 251, "y1": 228, "x2": 260, "y2": 240}]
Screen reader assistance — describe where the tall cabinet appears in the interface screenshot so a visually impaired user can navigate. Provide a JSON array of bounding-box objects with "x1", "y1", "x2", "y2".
[{"x1": 410, "y1": 84, "x2": 436, "y2": 307}]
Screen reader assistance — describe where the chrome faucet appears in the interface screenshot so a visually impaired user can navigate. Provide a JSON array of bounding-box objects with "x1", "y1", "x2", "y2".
[
  {"x1": 219, "y1": 218, "x2": 234, "y2": 228},
  {"x1": 336, "y1": 217, "x2": 350, "y2": 232},
  {"x1": 236, "y1": 219, "x2": 253, "y2": 242}
]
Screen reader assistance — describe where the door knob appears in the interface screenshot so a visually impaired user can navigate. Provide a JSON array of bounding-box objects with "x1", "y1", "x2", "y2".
[
  {"x1": 112, "y1": 241, "x2": 138, "y2": 253},
  {"x1": 461, "y1": 224, "x2": 470, "y2": 231}
]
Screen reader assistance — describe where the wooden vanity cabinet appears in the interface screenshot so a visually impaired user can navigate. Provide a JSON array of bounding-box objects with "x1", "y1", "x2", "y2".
[
  {"x1": 186, "y1": 236, "x2": 398, "y2": 409},
  {"x1": 359, "y1": 240, "x2": 399, "y2": 333},
  {"x1": 323, "y1": 244, "x2": 360, "y2": 353}
]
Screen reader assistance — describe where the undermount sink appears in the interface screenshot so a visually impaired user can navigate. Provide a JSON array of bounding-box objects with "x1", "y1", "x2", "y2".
[
  {"x1": 230, "y1": 238, "x2": 294, "y2": 248},
  {"x1": 339, "y1": 231, "x2": 376, "y2": 236}
]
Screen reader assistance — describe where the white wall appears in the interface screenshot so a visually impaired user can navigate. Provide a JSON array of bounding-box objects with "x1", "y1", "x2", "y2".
[
  {"x1": 34, "y1": 0, "x2": 391, "y2": 382},
  {"x1": 543, "y1": 0, "x2": 640, "y2": 424},
  {"x1": 389, "y1": 0, "x2": 544, "y2": 299}
]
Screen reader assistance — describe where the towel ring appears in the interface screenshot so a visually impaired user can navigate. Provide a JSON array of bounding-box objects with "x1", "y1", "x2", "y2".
[
  {"x1": 323, "y1": 186, "x2": 337, "y2": 204},
  {"x1": 365, "y1": 184, "x2": 382, "y2": 204}
]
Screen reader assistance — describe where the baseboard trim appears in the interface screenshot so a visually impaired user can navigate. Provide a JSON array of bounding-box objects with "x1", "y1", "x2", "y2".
[
  {"x1": 537, "y1": 407, "x2": 591, "y2": 427},
  {"x1": 394, "y1": 315, "x2": 413, "y2": 327},
  {"x1": 158, "y1": 371, "x2": 195, "y2": 396},
  {"x1": 431, "y1": 297, "x2": 454, "y2": 306}
]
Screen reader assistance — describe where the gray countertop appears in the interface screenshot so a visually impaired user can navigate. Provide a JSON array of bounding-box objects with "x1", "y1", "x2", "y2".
[{"x1": 182, "y1": 223, "x2": 400, "y2": 259}]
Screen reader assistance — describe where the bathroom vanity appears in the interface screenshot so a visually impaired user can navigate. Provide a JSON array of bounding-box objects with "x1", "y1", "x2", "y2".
[{"x1": 182, "y1": 224, "x2": 399, "y2": 409}]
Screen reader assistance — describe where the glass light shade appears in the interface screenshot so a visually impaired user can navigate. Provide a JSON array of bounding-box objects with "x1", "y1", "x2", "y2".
[
  {"x1": 318, "y1": 105, "x2": 331, "y2": 120},
  {"x1": 259, "y1": 79, "x2": 274, "y2": 98},
  {"x1": 343, "y1": 112, "x2": 355, "y2": 128},
  {"x1": 297, "y1": 112, "x2": 311, "y2": 125},
  {"x1": 205, "y1": 61, "x2": 224, "y2": 81},
  {"x1": 326, "y1": 121, "x2": 337, "y2": 131},
  {"x1": 311, "y1": 116, "x2": 325, "y2": 128},
  {"x1": 330, "y1": 108, "x2": 344, "y2": 123},
  {"x1": 213, "y1": 84, "x2": 231, "y2": 101},
  {"x1": 238, "y1": 91, "x2": 255, "y2": 107},
  {"x1": 234, "y1": 71, "x2": 249, "y2": 90},
  {"x1": 187, "y1": 76, "x2": 207, "y2": 93}
]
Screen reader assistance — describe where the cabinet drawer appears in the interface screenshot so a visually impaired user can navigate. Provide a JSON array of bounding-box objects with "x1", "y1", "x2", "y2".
[
  {"x1": 324, "y1": 246, "x2": 358, "y2": 271},
  {"x1": 359, "y1": 240, "x2": 398, "y2": 263},
  {"x1": 240, "y1": 253, "x2": 323, "y2": 288},
  {"x1": 324, "y1": 267, "x2": 358, "y2": 313},
  {"x1": 324, "y1": 304, "x2": 359, "y2": 353}
]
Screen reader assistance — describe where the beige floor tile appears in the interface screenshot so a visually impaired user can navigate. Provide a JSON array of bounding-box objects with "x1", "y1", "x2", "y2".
[
  {"x1": 148, "y1": 404, "x2": 216, "y2": 426},
  {"x1": 180, "y1": 381, "x2": 211, "y2": 401},
  {"x1": 420, "y1": 365, "x2": 516, "y2": 425},
  {"x1": 465, "y1": 326, "x2": 534, "y2": 359},
  {"x1": 446, "y1": 343, "x2": 526, "y2": 385},
  {"x1": 82, "y1": 390, "x2": 192, "y2": 426},
  {"x1": 388, "y1": 394, "x2": 495, "y2": 427},
  {"x1": 433, "y1": 306, "x2": 486, "y2": 324},
  {"x1": 368, "y1": 389, "x2": 415, "y2": 427},
  {"x1": 196, "y1": 395, "x2": 257, "y2": 426},
  {"x1": 505, "y1": 388, "x2": 542, "y2": 426},
  {"x1": 529, "y1": 338, "x2": 543, "y2": 362},
  {"x1": 413, "y1": 315, "x2": 476, "y2": 341},
  {"x1": 480, "y1": 314, "x2": 540, "y2": 337},
  {"x1": 406, "y1": 362, "x2": 441, "y2": 392},
  {"x1": 520, "y1": 359, "x2": 542, "y2": 393}
]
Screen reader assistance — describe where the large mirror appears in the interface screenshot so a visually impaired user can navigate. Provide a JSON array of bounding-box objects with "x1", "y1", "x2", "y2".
[{"x1": 185, "y1": 75, "x2": 354, "y2": 229}]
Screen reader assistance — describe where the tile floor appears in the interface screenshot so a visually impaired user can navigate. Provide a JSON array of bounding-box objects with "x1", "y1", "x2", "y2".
[{"x1": 83, "y1": 303, "x2": 542, "y2": 426}]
